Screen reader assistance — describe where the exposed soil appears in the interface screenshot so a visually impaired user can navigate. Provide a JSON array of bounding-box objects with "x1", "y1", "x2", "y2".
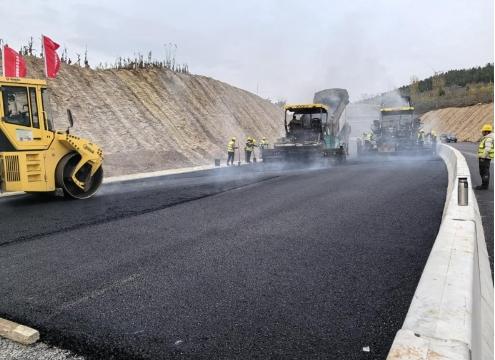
[
  {"x1": 420, "y1": 103, "x2": 494, "y2": 141},
  {"x1": 25, "y1": 58, "x2": 284, "y2": 176}
]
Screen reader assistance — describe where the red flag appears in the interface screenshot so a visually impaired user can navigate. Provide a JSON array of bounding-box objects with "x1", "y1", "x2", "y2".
[
  {"x1": 2, "y1": 45, "x2": 27, "y2": 78},
  {"x1": 42, "y1": 35, "x2": 61, "y2": 78}
]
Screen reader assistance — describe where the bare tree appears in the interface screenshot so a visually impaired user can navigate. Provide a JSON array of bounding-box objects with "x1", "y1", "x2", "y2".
[
  {"x1": 27, "y1": 37, "x2": 34, "y2": 56},
  {"x1": 84, "y1": 46, "x2": 89, "y2": 68}
]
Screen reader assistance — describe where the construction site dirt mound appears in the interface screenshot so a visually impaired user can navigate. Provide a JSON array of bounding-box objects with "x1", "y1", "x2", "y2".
[
  {"x1": 420, "y1": 103, "x2": 494, "y2": 142},
  {"x1": 25, "y1": 58, "x2": 283, "y2": 176}
]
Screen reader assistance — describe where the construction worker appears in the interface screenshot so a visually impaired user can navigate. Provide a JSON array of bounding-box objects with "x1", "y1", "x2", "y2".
[
  {"x1": 245, "y1": 137, "x2": 255, "y2": 163},
  {"x1": 475, "y1": 124, "x2": 494, "y2": 190},
  {"x1": 260, "y1": 137, "x2": 269, "y2": 150},
  {"x1": 252, "y1": 138, "x2": 258, "y2": 162},
  {"x1": 363, "y1": 132, "x2": 373, "y2": 151},
  {"x1": 259, "y1": 137, "x2": 268, "y2": 159},
  {"x1": 289, "y1": 114, "x2": 301, "y2": 132},
  {"x1": 227, "y1": 137, "x2": 237, "y2": 166},
  {"x1": 417, "y1": 130, "x2": 425, "y2": 147},
  {"x1": 431, "y1": 130, "x2": 437, "y2": 154}
]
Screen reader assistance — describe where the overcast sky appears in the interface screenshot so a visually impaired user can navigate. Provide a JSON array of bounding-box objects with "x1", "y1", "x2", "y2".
[{"x1": 1, "y1": 0, "x2": 493, "y2": 102}]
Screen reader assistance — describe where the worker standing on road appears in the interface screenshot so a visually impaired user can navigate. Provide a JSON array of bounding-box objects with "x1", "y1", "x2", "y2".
[
  {"x1": 245, "y1": 137, "x2": 255, "y2": 163},
  {"x1": 417, "y1": 130, "x2": 425, "y2": 148},
  {"x1": 252, "y1": 138, "x2": 259, "y2": 162},
  {"x1": 260, "y1": 137, "x2": 268, "y2": 150},
  {"x1": 476, "y1": 124, "x2": 494, "y2": 190},
  {"x1": 259, "y1": 137, "x2": 268, "y2": 159},
  {"x1": 431, "y1": 130, "x2": 437, "y2": 154},
  {"x1": 363, "y1": 132, "x2": 373, "y2": 151},
  {"x1": 227, "y1": 137, "x2": 238, "y2": 166}
]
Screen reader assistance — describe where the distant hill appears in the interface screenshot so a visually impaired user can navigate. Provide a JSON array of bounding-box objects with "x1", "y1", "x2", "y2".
[{"x1": 359, "y1": 63, "x2": 494, "y2": 114}]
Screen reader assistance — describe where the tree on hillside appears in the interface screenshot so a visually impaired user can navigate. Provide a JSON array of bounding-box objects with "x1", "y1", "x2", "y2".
[
  {"x1": 432, "y1": 73, "x2": 445, "y2": 97},
  {"x1": 409, "y1": 75, "x2": 420, "y2": 97}
]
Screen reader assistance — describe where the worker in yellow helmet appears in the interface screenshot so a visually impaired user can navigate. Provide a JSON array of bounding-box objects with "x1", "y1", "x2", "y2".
[
  {"x1": 260, "y1": 137, "x2": 268, "y2": 150},
  {"x1": 252, "y1": 138, "x2": 258, "y2": 162},
  {"x1": 259, "y1": 137, "x2": 268, "y2": 160},
  {"x1": 430, "y1": 130, "x2": 437, "y2": 154},
  {"x1": 417, "y1": 130, "x2": 425, "y2": 148},
  {"x1": 245, "y1": 137, "x2": 255, "y2": 163},
  {"x1": 227, "y1": 137, "x2": 238, "y2": 166},
  {"x1": 363, "y1": 132, "x2": 373, "y2": 151},
  {"x1": 476, "y1": 124, "x2": 494, "y2": 190}
]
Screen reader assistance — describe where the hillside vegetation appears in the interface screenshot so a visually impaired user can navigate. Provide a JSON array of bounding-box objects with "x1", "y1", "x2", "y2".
[
  {"x1": 405, "y1": 64, "x2": 493, "y2": 113},
  {"x1": 24, "y1": 58, "x2": 283, "y2": 176},
  {"x1": 360, "y1": 63, "x2": 494, "y2": 114}
]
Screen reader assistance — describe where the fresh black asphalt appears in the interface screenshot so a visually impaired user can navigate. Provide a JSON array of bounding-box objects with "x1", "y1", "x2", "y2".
[
  {"x1": 451, "y1": 142, "x2": 494, "y2": 276},
  {"x1": 0, "y1": 158, "x2": 446, "y2": 359}
]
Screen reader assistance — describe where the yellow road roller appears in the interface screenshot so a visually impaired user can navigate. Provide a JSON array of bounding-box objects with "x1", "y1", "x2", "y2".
[{"x1": 0, "y1": 77, "x2": 103, "y2": 199}]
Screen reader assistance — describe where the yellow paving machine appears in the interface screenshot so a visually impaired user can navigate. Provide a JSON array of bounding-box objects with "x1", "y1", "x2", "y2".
[
  {"x1": 0, "y1": 77, "x2": 103, "y2": 199},
  {"x1": 356, "y1": 96, "x2": 429, "y2": 155},
  {"x1": 262, "y1": 88, "x2": 350, "y2": 163}
]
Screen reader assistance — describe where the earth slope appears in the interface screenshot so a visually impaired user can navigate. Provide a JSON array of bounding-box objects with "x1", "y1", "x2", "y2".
[{"x1": 25, "y1": 58, "x2": 283, "y2": 176}]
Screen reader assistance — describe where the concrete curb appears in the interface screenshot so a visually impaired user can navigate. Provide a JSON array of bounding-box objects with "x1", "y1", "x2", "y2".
[
  {"x1": 0, "y1": 162, "x2": 239, "y2": 198},
  {"x1": 387, "y1": 144, "x2": 494, "y2": 360},
  {"x1": 103, "y1": 164, "x2": 223, "y2": 184},
  {"x1": 0, "y1": 318, "x2": 39, "y2": 345}
]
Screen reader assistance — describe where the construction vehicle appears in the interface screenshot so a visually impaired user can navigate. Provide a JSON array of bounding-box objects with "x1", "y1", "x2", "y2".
[
  {"x1": 0, "y1": 77, "x2": 103, "y2": 199},
  {"x1": 357, "y1": 97, "x2": 424, "y2": 155},
  {"x1": 262, "y1": 88, "x2": 350, "y2": 163}
]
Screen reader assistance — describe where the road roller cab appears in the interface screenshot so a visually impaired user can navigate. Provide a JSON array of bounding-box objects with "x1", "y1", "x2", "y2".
[{"x1": 0, "y1": 77, "x2": 103, "y2": 199}]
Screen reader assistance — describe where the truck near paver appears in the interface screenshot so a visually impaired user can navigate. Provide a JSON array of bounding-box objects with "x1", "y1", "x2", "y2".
[
  {"x1": 262, "y1": 88, "x2": 350, "y2": 163},
  {"x1": 0, "y1": 77, "x2": 104, "y2": 199}
]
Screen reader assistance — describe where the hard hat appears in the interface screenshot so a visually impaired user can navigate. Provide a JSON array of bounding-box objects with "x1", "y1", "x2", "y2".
[
  {"x1": 431, "y1": 130, "x2": 436, "y2": 135},
  {"x1": 262, "y1": 137, "x2": 266, "y2": 140},
  {"x1": 481, "y1": 124, "x2": 493, "y2": 132},
  {"x1": 420, "y1": 129, "x2": 424, "y2": 133},
  {"x1": 231, "y1": 137, "x2": 236, "y2": 141}
]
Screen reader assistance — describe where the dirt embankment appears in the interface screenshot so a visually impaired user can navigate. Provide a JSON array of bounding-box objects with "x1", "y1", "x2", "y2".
[
  {"x1": 25, "y1": 58, "x2": 283, "y2": 176},
  {"x1": 420, "y1": 103, "x2": 494, "y2": 142}
]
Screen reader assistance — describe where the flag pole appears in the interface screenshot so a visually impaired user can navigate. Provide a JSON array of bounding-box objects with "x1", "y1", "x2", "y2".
[
  {"x1": 1, "y1": 42, "x2": 5, "y2": 77},
  {"x1": 41, "y1": 35, "x2": 47, "y2": 78}
]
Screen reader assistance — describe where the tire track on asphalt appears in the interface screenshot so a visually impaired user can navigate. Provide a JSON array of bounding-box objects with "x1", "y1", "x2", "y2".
[{"x1": 0, "y1": 176, "x2": 280, "y2": 248}]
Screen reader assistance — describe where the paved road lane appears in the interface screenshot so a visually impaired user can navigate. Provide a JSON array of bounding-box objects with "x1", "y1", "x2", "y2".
[
  {"x1": 0, "y1": 167, "x2": 277, "y2": 246},
  {"x1": 0, "y1": 158, "x2": 446, "y2": 359},
  {"x1": 451, "y1": 142, "x2": 493, "y2": 276}
]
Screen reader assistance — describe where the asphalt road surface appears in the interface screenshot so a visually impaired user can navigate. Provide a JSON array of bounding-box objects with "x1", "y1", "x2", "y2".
[
  {"x1": 0, "y1": 157, "x2": 446, "y2": 359},
  {"x1": 451, "y1": 142, "x2": 494, "y2": 276}
]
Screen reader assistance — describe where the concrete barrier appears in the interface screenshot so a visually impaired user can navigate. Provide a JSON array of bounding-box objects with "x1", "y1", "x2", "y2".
[{"x1": 387, "y1": 144, "x2": 493, "y2": 360}]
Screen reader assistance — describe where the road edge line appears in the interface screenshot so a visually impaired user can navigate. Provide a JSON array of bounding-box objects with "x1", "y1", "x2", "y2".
[
  {"x1": 0, "y1": 162, "x2": 241, "y2": 198},
  {"x1": 387, "y1": 143, "x2": 494, "y2": 359},
  {"x1": 0, "y1": 317, "x2": 40, "y2": 345}
]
